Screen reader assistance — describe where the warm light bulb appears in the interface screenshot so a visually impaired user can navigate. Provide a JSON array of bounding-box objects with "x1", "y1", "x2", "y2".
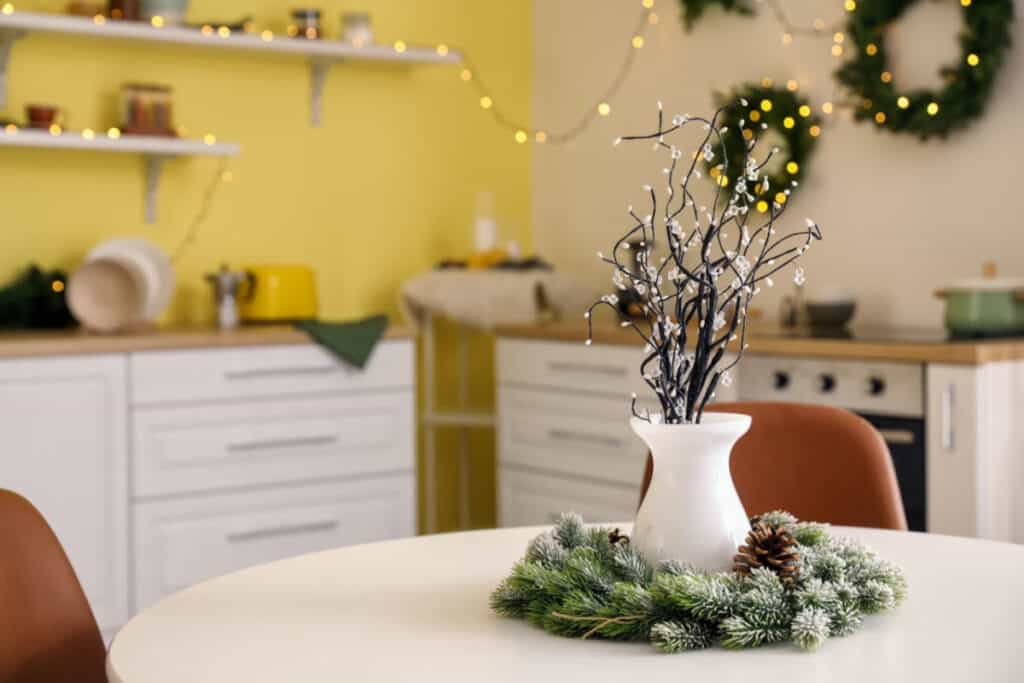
[
  {"x1": 48, "y1": 124, "x2": 61, "y2": 136},
  {"x1": 822, "y1": 102, "x2": 833, "y2": 114},
  {"x1": 866, "y1": 43, "x2": 878, "y2": 56},
  {"x1": 535, "y1": 131, "x2": 547, "y2": 143},
  {"x1": 967, "y1": 53, "x2": 980, "y2": 67},
  {"x1": 880, "y1": 71, "x2": 892, "y2": 83},
  {"x1": 813, "y1": 18, "x2": 825, "y2": 30},
  {"x1": 201, "y1": 24, "x2": 213, "y2": 36},
  {"x1": 1, "y1": 4, "x2": 13, "y2": 15},
  {"x1": 394, "y1": 40, "x2": 407, "y2": 53},
  {"x1": 927, "y1": 102, "x2": 940, "y2": 116},
  {"x1": 845, "y1": 0, "x2": 856, "y2": 10},
  {"x1": 756, "y1": 200, "x2": 769, "y2": 213},
  {"x1": 775, "y1": 192, "x2": 787, "y2": 204},
  {"x1": 798, "y1": 105, "x2": 811, "y2": 118},
  {"x1": 51, "y1": 280, "x2": 64, "y2": 293},
  {"x1": 749, "y1": 110, "x2": 761, "y2": 122},
  {"x1": 261, "y1": 30, "x2": 273, "y2": 41},
  {"x1": 742, "y1": 129, "x2": 754, "y2": 141},
  {"x1": 150, "y1": 15, "x2": 164, "y2": 27},
  {"x1": 93, "y1": 14, "x2": 105, "y2": 24},
  {"x1": 203, "y1": 133, "x2": 217, "y2": 145},
  {"x1": 761, "y1": 77, "x2": 773, "y2": 88},
  {"x1": 598, "y1": 102, "x2": 611, "y2": 116},
  {"x1": 809, "y1": 125, "x2": 821, "y2": 137},
  {"x1": 631, "y1": 35, "x2": 644, "y2": 49},
  {"x1": 82, "y1": 128, "x2": 95, "y2": 140},
  {"x1": 786, "y1": 79, "x2": 798, "y2": 92},
  {"x1": 783, "y1": 116, "x2": 795, "y2": 129},
  {"x1": 479, "y1": 96, "x2": 493, "y2": 109},
  {"x1": 642, "y1": 0, "x2": 654, "y2": 7},
  {"x1": 107, "y1": 127, "x2": 121, "y2": 139},
  {"x1": 786, "y1": 161, "x2": 799, "y2": 174},
  {"x1": 831, "y1": 44, "x2": 843, "y2": 57},
  {"x1": 874, "y1": 112, "x2": 887, "y2": 124},
  {"x1": 833, "y1": 32, "x2": 844, "y2": 44},
  {"x1": 897, "y1": 96, "x2": 910, "y2": 109},
  {"x1": 217, "y1": 26, "x2": 231, "y2": 37},
  {"x1": 4, "y1": 123, "x2": 15, "y2": 134},
  {"x1": 648, "y1": 12, "x2": 659, "y2": 24},
  {"x1": 759, "y1": 99, "x2": 772, "y2": 112},
  {"x1": 717, "y1": 175, "x2": 729, "y2": 187},
  {"x1": 436, "y1": 44, "x2": 448, "y2": 57},
  {"x1": 514, "y1": 130, "x2": 527, "y2": 144},
  {"x1": 781, "y1": 33, "x2": 793, "y2": 45},
  {"x1": 960, "y1": 0, "x2": 971, "y2": 6},
  {"x1": 460, "y1": 69, "x2": 473, "y2": 81}
]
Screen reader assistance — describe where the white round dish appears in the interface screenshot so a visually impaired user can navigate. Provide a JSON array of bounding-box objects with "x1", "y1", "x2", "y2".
[{"x1": 86, "y1": 238, "x2": 174, "y2": 322}]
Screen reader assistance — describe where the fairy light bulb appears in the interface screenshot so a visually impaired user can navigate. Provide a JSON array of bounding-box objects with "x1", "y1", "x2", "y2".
[
  {"x1": 4, "y1": 123, "x2": 15, "y2": 134},
  {"x1": 756, "y1": 200, "x2": 769, "y2": 213},
  {"x1": 631, "y1": 35, "x2": 644, "y2": 49},
  {"x1": 831, "y1": 44, "x2": 843, "y2": 57},
  {"x1": 897, "y1": 96, "x2": 910, "y2": 109},
  {"x1": 759, "y1": 99, "x2": 772, "y2": 112},
  {"x1": 967, "y1": 53, "x2": 980, "y2": 67},
  {"x1": 150, "y1": 15, "x2": 164, "y2": 27},
  {"x1": 866, "y1": 43, "x2": 878, "y2": 56},
  {"x1": 648, "y1": 12, "x2": 659, "y2": 24},
  {"x1": 82, "y1": 128, "x2": 95, "y2": 140},
  {"x1": 783, "y1": 116, "x2": 795, "y2": 129},
  {"x1": 201, "y1": 24, "x2": 213, "y2": 36},
  {"x1": 761, "y1": 77, "x2": 773, "y2": 88},
  {"x1": 927, "y1": 102, "x2": 940, "y2": 116},
  {"x1": 261, "y1": 30, "x2": 273, "y2": 41},
  {"x1": 749, "y1": 110, "x2": 761, "y2": 122},
  {"x1": 460, "y1": 69, "x2": 473, "y2": 81},
  {"x1": 786, "y1": 161, "x2": 799, "y2": 174},
  {"x1": 880, "y1": 71, "x2": 893, "y2": 83},
  {"x1": 798, "y1": 105, "x2": 811, "y2": 117},
  {"x1": 1, "y1": 3, "x2": 13, "y2": 15},
  {"x1": 93, "y1": 14, "x2": 105, "y2": 24},
  {"x1": 781, "y1": 33, "x2": 793, "y2": 45},
  {"x1": 514, "y1": 130, "x2": 528, "y2": 144},
  {"x1": 436, "y1": 44, "x2": 448, "y2": 57},
  {"x1": 479, "y1": 96, "x2": 493, "y2": 109},
  {"x1": 845, "y1": 0, "x2": 857, "y2": 10},
  {"x1": 822, "y1": 102, "x2": 834, "y2": 114},
  {"x1": 598, "y1": 102, "x2": 611, "y2": 116},
  {"x1": 394, "y1": 40, "x2": 407, "y2": 53},
  {"x1": 535, "y1": 131, "x2": 547, "y2": 143},
  {"x1": 833, "y1": 32, "x2": 844, "y2": 44},
  {"x1": 775, "y1": 192, "x2": 787, "y2": 204},
  {"x1": 960, "y1": 0, "x2": 971, "y2": 6},
  {"x1": 217, "y1": 26, "x2": 231, "y2": 38},
  {"x1": 107, "y1": 127, "x2": 121, "y2": 139},
  {"x1": 809, "y1": 125, "x2": 821, "y2": 137},
  {"x1": 203, "y1": 133, "x2": 217, "y2": 145},
  {"x1": 786, "y1": 79, "x2": 798, "y2": 92},
  {"x1": 874, "y1": 111, "x2": 887, "y2": 124},
  {"x1": 48, "y1": 124, "x2": 61, "y2": 136},
  {"x1": 642, "y1": 0, "x2": 654, "y2": 7}
]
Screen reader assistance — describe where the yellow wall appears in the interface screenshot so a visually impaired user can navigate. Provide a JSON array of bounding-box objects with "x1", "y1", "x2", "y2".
[{"x1": 0, "y1": 0, "x2": 532, "y2": 531}]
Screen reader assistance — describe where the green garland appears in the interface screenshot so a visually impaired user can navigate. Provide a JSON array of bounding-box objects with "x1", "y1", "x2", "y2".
[
  {"x1": 835, "y1": 0, "x2": 1014, "y2": 139},
  {"x1": 491, "y1": 511, "x2": 906, "y2": 653},
  {"x1": 677, "y1": 0, "x2": 754, "y2": 31},
  {"x1": 707, "y1": 85, "x2": 821, "y2": 209}
]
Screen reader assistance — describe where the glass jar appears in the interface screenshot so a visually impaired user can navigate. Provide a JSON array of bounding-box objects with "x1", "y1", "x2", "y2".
[
  {"x1": 340, "y1": 12, "x2": 372, "y2": 47},
  {"x1": 120, "y1": 83, "x2": 175, "y2": 136},
  {"x1": 290, "y1": 8, "x2": 321, "y2": 40}
]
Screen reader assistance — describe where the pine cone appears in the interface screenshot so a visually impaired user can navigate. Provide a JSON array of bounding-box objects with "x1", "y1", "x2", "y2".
[{"x1": 733, "y1": 520, "x2": 800, "y2": 585}]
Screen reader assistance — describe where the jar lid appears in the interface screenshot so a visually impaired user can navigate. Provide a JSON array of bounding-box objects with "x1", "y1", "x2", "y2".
[{"x1": 291, "y1": 8, "x2": 322, "y2": 18}]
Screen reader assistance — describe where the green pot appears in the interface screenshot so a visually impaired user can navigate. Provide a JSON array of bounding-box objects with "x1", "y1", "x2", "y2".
[{"x1": 937, "y1": 279, "x2": 1024, "y2": 336}]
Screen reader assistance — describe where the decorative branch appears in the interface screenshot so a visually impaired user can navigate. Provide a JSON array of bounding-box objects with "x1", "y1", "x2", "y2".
[{"x1": 587, "y1": 100, "x2": 823, "y2": 424}]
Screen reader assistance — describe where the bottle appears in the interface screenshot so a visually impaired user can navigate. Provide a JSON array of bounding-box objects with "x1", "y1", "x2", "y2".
[{"x1": 468, "y1": 191, "x2": 508, "y2": 269}]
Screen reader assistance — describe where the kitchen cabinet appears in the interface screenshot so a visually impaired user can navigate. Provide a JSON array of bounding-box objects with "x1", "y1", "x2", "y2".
[
  {"x1": 0, "y1": 332, "x2": 416, "y2": 637},
  {"x1": 0, "y1": 354, "x2": 128, "y2": 633}
]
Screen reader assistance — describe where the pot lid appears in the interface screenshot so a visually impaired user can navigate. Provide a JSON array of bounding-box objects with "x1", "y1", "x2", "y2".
[{"x1": 945, "y1": 277, "x2": 1024, "y2": 292}]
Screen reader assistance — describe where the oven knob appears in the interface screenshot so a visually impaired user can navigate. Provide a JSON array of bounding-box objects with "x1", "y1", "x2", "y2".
[
  {"x1": 819, "y1": 374, "x2": 836, "y2": 393},
  {"x1": 773, "y1": 371, "x2": 790, "y2": 390},
  {"x1": 868, "y1": 376, "x2": 886, "y2": 396}
]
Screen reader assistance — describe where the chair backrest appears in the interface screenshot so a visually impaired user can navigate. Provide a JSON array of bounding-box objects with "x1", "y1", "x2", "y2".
[
  {"x1": 638, "y1": 402, "x2": 908, "y2": 530},
  {"x1": 0, "y1": 490, "x2": 107, "y2": 683}
]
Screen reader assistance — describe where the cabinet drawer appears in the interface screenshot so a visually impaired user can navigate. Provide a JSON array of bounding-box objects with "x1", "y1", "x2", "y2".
[
  {"x1": 498, "y1": 466, "x2": 637, "y2": 527},
  {"x1": 133, "y1": 476, "x2": 415, "y2": 611},
  {"x1": 498, "y1": 387, "x2": 646, "y2": 487},
  {"x1": 130, "y1": 340, "x2": 413, "y2": 405},
  {"x1": 497, "y1": 338, "x2": 644, "y2": 396},
  {"x1": 133, "y1": 392, "x2": 414, "y2": 498}
]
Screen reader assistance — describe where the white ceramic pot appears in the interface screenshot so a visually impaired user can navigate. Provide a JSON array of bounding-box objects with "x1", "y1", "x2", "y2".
[
  {"x1": 630, "y1": 413, "x2": 752, "y2": 572},
  {"x1": 86, "y1": 238, "x2": 174, "y2": 322}
]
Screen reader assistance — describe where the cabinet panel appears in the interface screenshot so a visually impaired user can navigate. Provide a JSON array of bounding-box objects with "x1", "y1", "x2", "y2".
[
  {"x1": 130, "y1": 340, "x2": 413, "y2": 405},
  {"x1": 133, "y1": 392, "x2": 414, "y2": 498},
  {"x1": 133, "y1": 476, "x2": 415, "y2": 611},
  {"x1": 497, "y1": 338, "x2": 644, "y2": 396},
  {"x1": 498, "y1": 466, "x2": 637, "y2": 527},
  {"x1": 0, "y1": 354, "x2": 128, "y2": 631}
]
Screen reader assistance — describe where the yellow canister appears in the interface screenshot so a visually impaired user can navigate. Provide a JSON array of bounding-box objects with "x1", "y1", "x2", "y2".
[{"x1": 239, "y1": 265, "x2": 318, "y2": 322}]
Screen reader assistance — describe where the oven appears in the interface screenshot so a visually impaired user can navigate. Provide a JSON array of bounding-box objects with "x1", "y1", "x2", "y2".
[{"x1": 738, "y1": 355, "x2": 927, "y2": 531}]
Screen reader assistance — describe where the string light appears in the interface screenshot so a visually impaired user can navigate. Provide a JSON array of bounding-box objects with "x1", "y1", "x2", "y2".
[
  {"x1": 880, "y1": 71, "x2": 893, "y2": 83},
  {"x1": 150, "y1": 15, "x2": 164, "y2": 27},
  {"x1": 897, "y1": 96, "x2": 910, "y2": 109},
  {"x1": 760, "y1": 99, "x2": 773, "y2": 112},
  {"x1": 967, "y1": 53, "x2": 980, "y2": 67},
  {"x1": 203, "y1": 133, "x2": 217, "y2": 145},
  {"x1": 436, "y1": 44, "x2": 449, "y2": 57},
  {"x1": 761, "y1": 77, "x2": 774, "y2": 88},
  {"x1": 648, "y1": 13, "x2": 659, "y2": 25},
  {"x1": 1, "y1": 3, "x2": 13, "y2": 15},
  {"x1": 460, "y1": 68, "x2": 473, "y2": 81},
  {"x1": 786, "y1": 161, "x2": 799, "y2": 174},
  {"x1": 844, "y1": 0, "x2": 857, "y2": 10},
  {"x1": 514, "y1": 130, "x2": 528, "y2": 144},
  {"x1": 756, "y1": 200, "x2": 769, "y2": 213},
  {"x1": 809, "y1": 125, "x2": 821, "y2": 137},
  {"x1": 781, "y1": 33, "x2": 793, "y2": 45},
  {"x1": 831, "y1": 44, "x2": 843, "y2": 57},
  {"x1": 874, "y1": 111, "x2": 886, "y2": 124},
  {"x1": 798, "y1": 104, "x2": 811, "y2": 117},
  {"x1": 51, "y1": 280, "x2": 64, "y2": 293},
  {"x1": 4, "y1": 124, "x2": 15, "y2": 134},
  {"x1": 960, "y1": 0, "x2": 971, "y2": 6},
  {"x1": 217, "y1": 26, "x2": 231, "y2": 38},
  {"x1": 631, "y1": 35, "x2": 644, "y2": 49},
  {"x1": 822, "y1": 102, "x2": 833, "y2": 114},
  {"x1": 261, "y1": 30, "x2": 273, "y2": 42},
  {"x1": 641, "y1": 0, "x2": 654, "y2": 8},
  {"x1": 749, "y1": 110, "x2": 761, "y2": 122},
  {"x1": 93, "y1": 14, "x2": 105, "y2": 25},
  {"x1": 927, "y1": 102, "x2": 940, "y2": 116},
  {"x1": 598, "y1": 102, "x2": 611, "y2": 116},
  {"x1": 82, "y1": 128, "x2": 95, "y2": 140},
  {"x1": 107, "y1": 127, "x2": 121, "y2": 139},
  {"x1": 786, "y1": 79, "x2": 798, "y2": 92},
  {"x1": 535, "y1": 131, "x2": 547, "y2": 143},
  {"x1": 48, "y1": 124, "x2": 61, "y2": 136},
  {"x1": 394, "y1": 40, "x2": 407, "y2": 53},
  {"x1": 866, "y1": 43, "x2": 878, "y2": 56},
  {"x1": 783, "y1": 116, "x2": 795, "y2": 129},
  {"x1": 201, "y1": 24, "x2": 213, "y2": 36},
  {"x1": 479, "y1": 96, "x2": 493, "y2": 109},
  {"x1": 833, "y1": 32, "x2": 844, "y2": 44}
]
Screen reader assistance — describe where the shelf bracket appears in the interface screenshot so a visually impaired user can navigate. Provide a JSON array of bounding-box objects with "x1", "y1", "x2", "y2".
[
  {"x1": 0, "y1": 30, "x2": 24, "y2": 110},
  {"x1": 309, "y1": 61, "x2": 330, "y2": 127},
  {"x1": 143, "y1": 155, "x2": 165, "y2": 224}
]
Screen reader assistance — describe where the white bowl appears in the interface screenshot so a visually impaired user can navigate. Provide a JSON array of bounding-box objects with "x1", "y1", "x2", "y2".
[
  {"x1": 67, "y1": 259, "x2": 144, "y2": 332},
  {"x1": 86, "y1": 238, "x2": 174, "y2": 322}
]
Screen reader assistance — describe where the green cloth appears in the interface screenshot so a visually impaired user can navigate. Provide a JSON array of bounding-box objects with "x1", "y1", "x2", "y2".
[{"x1": 295, "y1": 315, "x2": 389, "y2": 369}]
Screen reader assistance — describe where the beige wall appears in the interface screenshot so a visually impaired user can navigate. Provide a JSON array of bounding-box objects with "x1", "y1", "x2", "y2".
[{"x1": 532, "y1": 0, "x2": 1024, "y2": 328}]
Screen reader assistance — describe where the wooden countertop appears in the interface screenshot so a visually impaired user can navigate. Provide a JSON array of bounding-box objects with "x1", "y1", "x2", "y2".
[
  {"x1": 0, "y1": 324, "x2": 415, "y2": 359},
  {"x1": 496, "y1": 321, "x2": 1024, "y2": 365}
]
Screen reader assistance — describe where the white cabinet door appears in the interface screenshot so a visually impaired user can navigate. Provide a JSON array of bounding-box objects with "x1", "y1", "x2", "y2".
[
  {"x1": 133, "y1": 475, "x2": 415, "y2": 611},
  {"x1": 0, "y1": 354, "x2": 128, "y2": 631},
  {"x1": 498, "y1": 466, "x2": 638, "y2": 527}
]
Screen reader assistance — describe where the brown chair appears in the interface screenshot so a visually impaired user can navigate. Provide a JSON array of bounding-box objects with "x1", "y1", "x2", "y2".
[
  {"x1": 639, "y1": 402, "x2": 908, "y2": 530},
  {"x1": 0, "y1": 489, "x2": 108, "y2": 683}
]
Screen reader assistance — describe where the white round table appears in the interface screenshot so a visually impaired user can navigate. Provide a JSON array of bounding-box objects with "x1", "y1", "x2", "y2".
[{"x1": 108, "y1": 526, "x2": 1024, "y2": 682}]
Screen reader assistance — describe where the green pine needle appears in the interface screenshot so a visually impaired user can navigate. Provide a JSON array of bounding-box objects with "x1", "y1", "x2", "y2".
[{"x1": 650, "y1": 620, "x2": 714, "y2": 653}]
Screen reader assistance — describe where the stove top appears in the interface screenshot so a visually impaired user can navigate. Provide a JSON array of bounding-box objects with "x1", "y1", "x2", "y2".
[{"x1": 754, "y1": 326, "x2": 1024, "y2": 344}]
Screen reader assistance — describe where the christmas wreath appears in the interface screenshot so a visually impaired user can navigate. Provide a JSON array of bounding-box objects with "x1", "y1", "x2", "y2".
[
  {"x1": 491, "y1": 511, "x2": 906, "y2": 652},
  {"x1": 835, "y1": 0, "x2": 1014, "y2": 139},
  {"x1": 706, "y1": 84, "x2": 821, "y2": 211},
  {"x1": 677, "y1": 0, "x2": 753, "y2": 30}
]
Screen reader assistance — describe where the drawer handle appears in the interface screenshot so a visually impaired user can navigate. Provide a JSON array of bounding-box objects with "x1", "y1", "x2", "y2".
[
  {"x1": 226, "y1": 435, "x2": 338, "y2": 453},
  {"x1": 225, "y1": 365, "x2": 337, "y2": 380},
  {"x1": 227, "y1": 520, "x2": 340, "y2": 544},
  {"x1": 877, "y1": 429, "x2": 916, "y2": 446},
  {"x1": 547, "y1": 361, "x2": 627, "y2": 377},
  {"x1": 548, "y1": 428, "x2": 623, "y2": 449}
]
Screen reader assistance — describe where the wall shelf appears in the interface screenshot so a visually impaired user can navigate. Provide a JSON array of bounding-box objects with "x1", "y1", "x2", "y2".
[
  {"x1": 0, "y1": 127, "x2": 240, "y2": 223},
  {"x1": 0, "y1": 10, "x2": 463, "y2": 125}
]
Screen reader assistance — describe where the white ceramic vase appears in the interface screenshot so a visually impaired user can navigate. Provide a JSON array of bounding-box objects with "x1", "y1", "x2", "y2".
[{"x1": 630, "y1": 413, "x2": 752, "y2": 572}]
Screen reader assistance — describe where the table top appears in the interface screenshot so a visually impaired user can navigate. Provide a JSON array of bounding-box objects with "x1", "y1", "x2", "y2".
[{"x1": 107, "y1": 526, "x2": 1024, "y2": 683}]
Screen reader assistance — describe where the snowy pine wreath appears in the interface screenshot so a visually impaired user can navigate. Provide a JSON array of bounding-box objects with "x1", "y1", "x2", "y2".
[
  {"x1": 491, "y1": 511, "x2": 906, "y2": 653},
  {"x1": 835, "y1": 0, "x2": 1014, "y2": 139}
]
